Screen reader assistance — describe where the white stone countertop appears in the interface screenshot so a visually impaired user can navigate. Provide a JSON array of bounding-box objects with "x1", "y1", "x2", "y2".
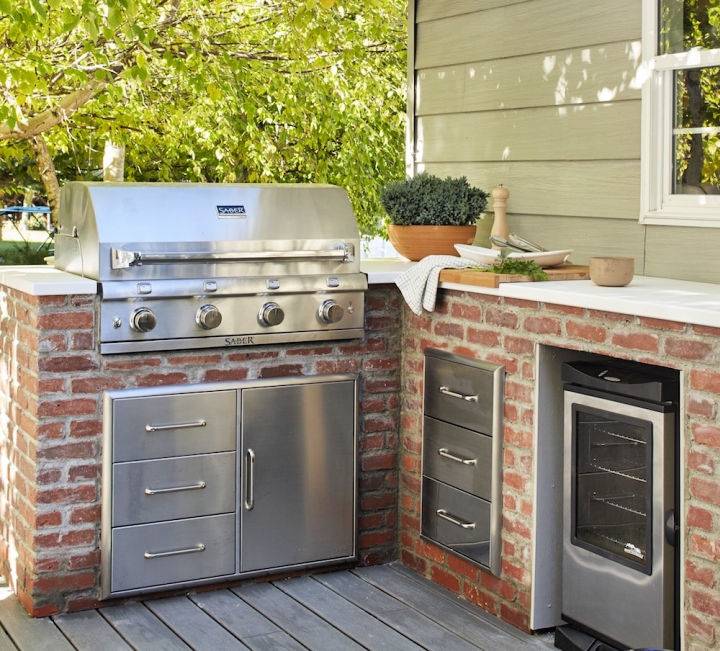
[
  {"x1": 2, "y1": 261, "x2": 719, "y2": 329},
  {"x1": 0, "y1": 266, "x2": 97, "y2": 296},
  {"x1": 362, "y1": 259, "x2": 720, "y2": 329}
]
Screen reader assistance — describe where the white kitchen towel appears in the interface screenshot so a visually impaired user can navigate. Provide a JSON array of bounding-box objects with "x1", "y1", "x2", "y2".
[{"x1": 396, "y1": 255, "x2": 475, "y2": 315}]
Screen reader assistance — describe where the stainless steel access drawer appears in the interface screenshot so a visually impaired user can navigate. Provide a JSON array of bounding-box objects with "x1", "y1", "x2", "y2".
[
  {"x1": 112, "y1": 390, "x2": 236, "y2": 462},
  {"x1": 422, "y1": 478, "x2": 491, "y2": 567},
  {"x1": 111, "y1": 513, "x2": 236, "y2": 593},
  {"x1": 112, "y1": 452, "x2": 236, "y2": 527},
  {"x1": 423, "y1": 417, "x2": 492, "y2": 500},
  {"x1": 424, "y1": 351, "x2": 501, "y2": 435}
]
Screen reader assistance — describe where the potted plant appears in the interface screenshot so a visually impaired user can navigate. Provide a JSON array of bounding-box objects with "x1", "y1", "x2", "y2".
[{"x1": 380, "y1": 173, "x2": 488, "y2": 261}]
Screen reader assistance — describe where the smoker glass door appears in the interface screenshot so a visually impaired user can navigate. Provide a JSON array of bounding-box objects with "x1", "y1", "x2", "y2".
[{"x1": 572, "y1": 405, "x2": 653, "y2": 574}]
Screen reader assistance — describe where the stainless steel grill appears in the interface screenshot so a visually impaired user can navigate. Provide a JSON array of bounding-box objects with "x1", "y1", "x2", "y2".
[{"x1": 54, "y1": 182, "x2": 367, "y2": 354}]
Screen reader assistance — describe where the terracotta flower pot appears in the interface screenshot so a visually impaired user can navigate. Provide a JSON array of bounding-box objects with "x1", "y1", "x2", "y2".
[{"x1": 387, "y1": 225, "x2": 477, "y2": 261}]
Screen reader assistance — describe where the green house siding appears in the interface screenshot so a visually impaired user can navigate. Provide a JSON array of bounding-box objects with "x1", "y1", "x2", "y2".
[{"x1": 410, "y1": 0, "x2": 720, "y2": 283}]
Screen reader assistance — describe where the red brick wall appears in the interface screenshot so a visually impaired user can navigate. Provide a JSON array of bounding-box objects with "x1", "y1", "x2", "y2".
[
  {"x1": 398, "y1": 290, "x2": 720, "y2": 647},
  {"x1": 0, "y1": 284, "x2": 401, "y2": 615}
]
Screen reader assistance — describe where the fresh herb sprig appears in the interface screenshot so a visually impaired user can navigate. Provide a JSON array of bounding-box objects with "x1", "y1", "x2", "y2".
[{"x1": 476, "y1": 258, "x2": 549, "y2": 281}]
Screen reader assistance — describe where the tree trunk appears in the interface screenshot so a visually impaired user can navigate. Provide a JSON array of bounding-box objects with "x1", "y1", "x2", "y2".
[
  {"x1": 103, "y1": 140, "x2": 126, "y2": 181},
  {"x1": 30, "y1": 135, "x2": 61, "y2": 221}
]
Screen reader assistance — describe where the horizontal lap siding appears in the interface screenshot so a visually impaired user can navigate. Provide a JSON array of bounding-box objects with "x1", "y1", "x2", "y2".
[
  {"x1": 412, "y1": 0, "x2": 644, "y2": 263},
  {"x1": 415, "y1": 41, "x2": 641, "y2": 115},
  {"x1": 417, "y1": 102, "x2": 640, "y2": 162},
  {"x1": 418, "y1": 161, "x2": 640, "y2": 220},
  {"x1": 415, "y1": 0, "x2": 641, "y2": 68}
]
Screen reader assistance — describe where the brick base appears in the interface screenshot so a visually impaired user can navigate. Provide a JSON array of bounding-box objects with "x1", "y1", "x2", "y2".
[
  {"x1": 0, "y1": 285, "x2": 401, "y2": 614},
  {"x1": 398, "y1": 290, "x2": 720, "y2": 646}
]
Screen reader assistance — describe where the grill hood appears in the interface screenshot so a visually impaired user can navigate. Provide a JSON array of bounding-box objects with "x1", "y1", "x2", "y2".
[{"x1": 54, "y1": 182, "x2": 361, "y2": 281}]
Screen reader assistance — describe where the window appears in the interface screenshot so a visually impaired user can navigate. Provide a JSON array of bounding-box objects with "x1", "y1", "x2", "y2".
[{"x1": 641, "y1": 0, "x2": 720, "y2": 226}]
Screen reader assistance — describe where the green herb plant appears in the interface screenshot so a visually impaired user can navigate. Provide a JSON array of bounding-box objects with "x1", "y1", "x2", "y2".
[
  {"x1": 477, "y1": 258, "x2": 549, "y2": 281},
  {"x1": 380, "y1": 173, "x2": 488, "y2": 226}
]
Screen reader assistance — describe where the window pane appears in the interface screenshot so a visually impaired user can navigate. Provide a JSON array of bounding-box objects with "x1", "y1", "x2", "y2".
[
  {"x1": 659, "y1": 0, "x2": 720, "y2": 54},
  {"x1": 673, "y1": 65, "x2": 720, "y2": 195}
]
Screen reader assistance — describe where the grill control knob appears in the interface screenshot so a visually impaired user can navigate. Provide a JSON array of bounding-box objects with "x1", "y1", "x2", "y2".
[
  {"x1": 258, "y1": 302, "x2": 284, "y2": 327},
  {"x1": 130, "y1": 307, "x2": 157, "y2": 333},
  {"x1": 196, "y1": 304, "x2": 222, "y2": 330},
  {"x1": 318, "y1": 300, "x2": 344, "y2": 324}
]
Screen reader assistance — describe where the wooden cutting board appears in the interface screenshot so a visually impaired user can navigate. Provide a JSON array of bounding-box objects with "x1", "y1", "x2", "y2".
[{"x1": 439, "y1": 264, "x2": 589, "y2": 288}]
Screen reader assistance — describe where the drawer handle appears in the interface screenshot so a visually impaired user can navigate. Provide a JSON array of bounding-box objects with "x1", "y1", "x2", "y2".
[
  {"x1": 244, "y1": 448, "x2": 256, "y2": 511},
  {"x1": 144, "y1": 543, "x2": 206, "y2": 559},
  {"x1": 438, "y1": 447, "x2": 477, "y2": 466},
  {"x1": 144, "y1": 481, "x2": 207, "y2": 496},
  {"x1": 145, "y1": 419, "x2": 207, "y2": 432},
  {"x1": 436, "y1": 509, "x2": 476, "y2": 530},
  {"x1": 439, "y1": 386, "x2": 479, "y2": 403}
]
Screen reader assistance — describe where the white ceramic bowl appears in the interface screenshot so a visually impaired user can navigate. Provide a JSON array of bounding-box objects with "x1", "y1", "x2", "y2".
[{"x1": 455, "y1": 244, "x2": 572, "y2": 268}]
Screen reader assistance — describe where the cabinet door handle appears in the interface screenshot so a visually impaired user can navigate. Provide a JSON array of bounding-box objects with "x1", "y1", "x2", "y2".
[
  {"x1": 144, "y1": 481, "x2": 207, "y2": 496},
  {"x1": 244, "y1": 448, "x2": 256, "y2": 511},
  {"x1": 438, "y1": 448, "x2": 477, "y2": 466},
  {"x1": 145, "y1": 419, "x2": 207, "y2": 432},
  {"x1": 436, "y1": 509, "x2": 476, "y2": 530},
  {"x1": 439, "y1": 386, "x2": 479, "y2": 403},
  {"x1": 144, "y1": 543, "x2": 206, "y2": 559}
]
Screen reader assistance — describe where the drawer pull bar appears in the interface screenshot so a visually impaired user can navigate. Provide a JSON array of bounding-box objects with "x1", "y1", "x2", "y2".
[
  {"x1": 145, "y1": 419, "x2": 207, "y2": 432},
  {"x1": 144, "y1": 543, "x2": 206, "y2": 559},
  {"x1": 436, "y1": 509, "x2": 476, "y2": 530},
  {"x1": 439, "y1": 386, "x2": 479, "y2": 403},
  {"x1": 144, "y1": 481, "x2": 207, "y2": 496},
  {"x1": 438, "y1": 448, "x2": 477, "y2": 466},
  {"x1": 244, "y1": 448, "x2": 256, "y2": 511}
]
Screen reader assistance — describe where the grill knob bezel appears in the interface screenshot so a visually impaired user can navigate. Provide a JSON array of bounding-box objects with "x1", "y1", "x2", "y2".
[
  {"x1": 318, "y1": 300, "x2": 344, "y2": 324},
  {"x1": 196, "y1": 304, "x2": 223, "y2": 330},
  {"x1": 129, "y1": 307, "x2": 157, "y2": 333},
  {"x1": 258, "y1": 302, "x2": 285, "y2": 327}
]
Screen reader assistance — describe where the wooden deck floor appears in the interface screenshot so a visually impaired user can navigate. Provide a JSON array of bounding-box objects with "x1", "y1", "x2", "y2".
[{"x1": 0, "y1": 563, "x2": 554, "y2": 650}]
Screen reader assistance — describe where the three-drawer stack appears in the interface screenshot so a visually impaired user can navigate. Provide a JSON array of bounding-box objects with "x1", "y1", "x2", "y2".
[
  {"x1": 104, "y1": 390, "x2": 238, "y2": 596},
  {"x1": 421, "y1": 349, "x2": 504, "y2": 574}
]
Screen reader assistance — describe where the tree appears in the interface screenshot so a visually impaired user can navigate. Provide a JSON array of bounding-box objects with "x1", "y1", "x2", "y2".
[{"x1": 0, "y1": 0, "x2": 406, "y2": 236}]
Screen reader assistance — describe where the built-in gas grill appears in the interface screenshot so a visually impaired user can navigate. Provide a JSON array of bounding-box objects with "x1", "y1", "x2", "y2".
[{"x1": 54, "y1": 182, "x2": 367, "y2": 354}]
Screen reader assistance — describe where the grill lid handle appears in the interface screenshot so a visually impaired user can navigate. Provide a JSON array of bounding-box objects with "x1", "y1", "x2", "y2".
[{"x1": 110, "y1": 244, "x2": 353, "y2": 269}]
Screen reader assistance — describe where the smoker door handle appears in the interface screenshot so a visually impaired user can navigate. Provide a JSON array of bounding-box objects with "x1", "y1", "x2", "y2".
[
  {"x1": 111, "y1": 246, "x2": 353, "y2": 269},
  {"x1": 665, "y1": 509, "x2": 678, "y2": 547}
]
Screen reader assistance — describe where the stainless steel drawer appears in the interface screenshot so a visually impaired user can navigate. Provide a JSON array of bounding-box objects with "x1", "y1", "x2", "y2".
[
  {"x1": 112, "y1": 452, "x2": 236, "y2": 527},
  {"x1": 422, "y1": 478, "x2": 491, "y2": 568},
  {"x1": 423, "y1": 417, "x2": 492, "y2": 500},
  {"x1": 424, "y1": 350, "x2": 502, "y2": 435},
  {"x1": 111, "y1": 513, "x2": 235, "y2": 593},
  {"x1": 112, "y1": 390, "x2": 236, "y2": 462}
]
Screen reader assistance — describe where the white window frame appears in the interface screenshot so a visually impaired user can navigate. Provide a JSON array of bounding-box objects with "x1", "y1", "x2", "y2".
[{"x1": 640, "y1": 0, "x2": 720, "y2": 227}]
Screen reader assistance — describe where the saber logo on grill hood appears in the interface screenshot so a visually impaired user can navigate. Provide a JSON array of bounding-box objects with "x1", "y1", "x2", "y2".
[{"x1": 216, "y1": 204, "x2": 246, "y2": 218}]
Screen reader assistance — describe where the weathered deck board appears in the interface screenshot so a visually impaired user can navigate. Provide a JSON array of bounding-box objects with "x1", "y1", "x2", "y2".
[
  {"x1": 390, "y1": 563, "x2": 555, "y2": 649},
  {"x1": 233, "y1": 582, "x2": 363, "y2": 651},
  {"x1": 354, "y1": 565, "x2": 540, "y2": 651},
  {"x1": 0, "y1": 598, "x2": 73, "y2": 651},
  {"x1": 316, "y1": 570, "x2": 477, "y2": 651},
  {"x1": 189, "y1": 589, "x2": 303, "y2": 650},
  {"x1": 0, "y1": 565, "x2": 547, "y2": 651},
  {"x1": 52, "y1": 610, "x2": 132, "y2": 651},
  {"x1": 100, "y1": 601, "x2": 191, "y2": 651},
  {"x1": 145, "y1": 595, "x2": 247, "y2": 650},
  {"x1": 275, "y1": 575, "x2": 423, "y2": 650}
]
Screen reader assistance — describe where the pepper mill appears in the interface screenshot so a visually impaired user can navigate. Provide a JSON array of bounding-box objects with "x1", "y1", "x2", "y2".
[{"x1": 490, "y1": 184, "x2": 510, "y2": 250}]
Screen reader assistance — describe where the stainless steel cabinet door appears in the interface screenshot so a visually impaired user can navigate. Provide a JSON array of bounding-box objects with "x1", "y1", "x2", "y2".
[{"x1": 240, "y1": 380, "x2": 356, "y2": 572}]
